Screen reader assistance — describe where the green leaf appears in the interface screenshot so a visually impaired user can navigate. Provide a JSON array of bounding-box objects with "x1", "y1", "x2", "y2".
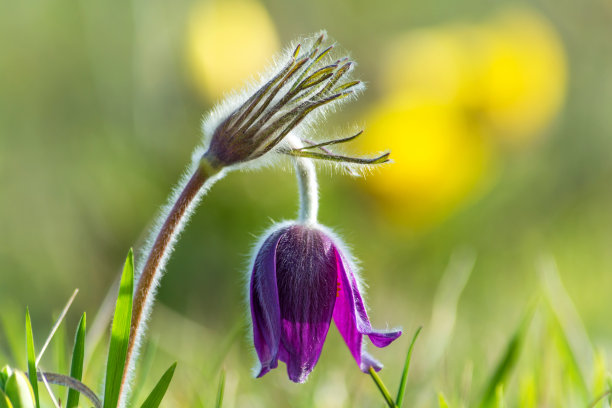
[
  {"x1": 479, "y1": 304, "x2": 535, "y2": 408},
  {"x1": 215, "y1": 371, "x2": 225, "y2": 408},
  {"x1": 24, "y1": 310, "x2": 39, "y2": 408},
  {"x1": 5, "y1": 371, "x2": 35, "y2": 408},
  {"x1": 66, "y1": 313, "x2": 86, "y2": 408},
  {"x1": 103, "y1": 249, "x2": 134, "y2": 408},
  {"x1": 396, "y1": 326, "x2": 422, "y2": 407},
  {"x1": 0, "y1": 366, "x2": 12, "y2": 391},
  {"x1": 138, "y1": 363, "x2": 176, "y2": 408},
  {"x1": 0, "y1": 389, "x2": 13, "y2": 408}
]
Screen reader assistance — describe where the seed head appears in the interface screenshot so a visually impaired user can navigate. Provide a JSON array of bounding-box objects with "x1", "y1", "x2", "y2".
[{"x1": 201, "y1": 32, "x2": 388, "y2": 170}]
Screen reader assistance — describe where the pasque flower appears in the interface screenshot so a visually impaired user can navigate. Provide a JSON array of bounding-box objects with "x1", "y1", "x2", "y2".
[
  {"x1": 244, "y1": 36, "x2": 398, "y2": 382},
  {"x1": 250, "y1": 222, "x2": 401, "y2": 383},
  {"x1": 117, "y1": 31, "x2": 393, "y2": 406}
]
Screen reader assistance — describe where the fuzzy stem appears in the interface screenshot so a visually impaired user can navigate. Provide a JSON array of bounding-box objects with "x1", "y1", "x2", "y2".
[
  {"x1": 117, "y1": 159, "x2": 222, "y2": 408},
  {"x1": 295, "y1": 156, "x2": 319, "y2": 224}
]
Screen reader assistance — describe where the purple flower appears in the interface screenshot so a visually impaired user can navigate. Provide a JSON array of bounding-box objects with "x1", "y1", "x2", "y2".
[{"x1": 249, "y1": 222, "x2": 401, "y2": 383}]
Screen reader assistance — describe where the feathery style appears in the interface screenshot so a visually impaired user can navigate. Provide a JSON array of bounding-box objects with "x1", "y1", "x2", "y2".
[{"x1": 201, "y1": 31, "x2": 389, "y2": 170}]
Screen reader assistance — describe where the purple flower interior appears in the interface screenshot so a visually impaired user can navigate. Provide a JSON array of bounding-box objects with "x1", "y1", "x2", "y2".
[{"x1": 275, "y1": 226, "x2": 337, "y2": 382}]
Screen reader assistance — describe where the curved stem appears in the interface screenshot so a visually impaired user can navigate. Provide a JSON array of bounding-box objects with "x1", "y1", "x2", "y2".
[
  {"x1": 295, "y1": 156, "x2": 319, "y2": 224},
  {"x1": 117, "y1": 159, "x2": 222, "y2": 407},
  {"x1": 37, "y1": 372, "x2": 102, "y2": 408}
]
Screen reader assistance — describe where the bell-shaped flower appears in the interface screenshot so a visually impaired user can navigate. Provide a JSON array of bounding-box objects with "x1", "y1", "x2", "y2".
[{"x1": 249, "y1": 222, "x2": 401, "y2": 383}]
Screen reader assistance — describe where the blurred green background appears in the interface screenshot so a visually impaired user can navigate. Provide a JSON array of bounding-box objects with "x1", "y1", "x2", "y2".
[{"x1": 2, "y1": 0, "x2": 612, "y2": 406}]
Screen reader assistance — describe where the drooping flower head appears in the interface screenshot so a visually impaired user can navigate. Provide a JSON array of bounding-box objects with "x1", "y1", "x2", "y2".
[
  {"x1": 201, "y1": 32, "x2": 389, "y2": 170},
  {"x1": 249, "y1": 222, "x2": 401, "y2": 383}
]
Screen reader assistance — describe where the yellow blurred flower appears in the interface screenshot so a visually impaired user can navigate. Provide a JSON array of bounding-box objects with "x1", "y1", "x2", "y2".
[
  {"x1": 380, "y1": 24, "x2": 481, "y2": 107},
  {"x1": 361, "y1": 95, "x2": 493, "y2": 227},
  {"x1": 186, "y1": 0, "x2": 280, "y2": 101},
  {"x1": 361, "y1": 8, "x2": 566, "y2": 227},
  {"x1": 479, "y1": 9, "x2": 567, "y2": 145}
]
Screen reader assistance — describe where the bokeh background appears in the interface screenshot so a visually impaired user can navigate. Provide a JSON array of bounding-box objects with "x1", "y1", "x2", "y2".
[{"x1": 1, "y1": 0, "x2": 612, "y2": 406}]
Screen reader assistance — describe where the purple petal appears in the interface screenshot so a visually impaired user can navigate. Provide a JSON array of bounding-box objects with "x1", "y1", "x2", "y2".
[
  {"x1": 275, "y1": 226, "x2": 338, "y2": 382},
  {"x1": 250, "y1": 229, "x2": 285, "y2": 377},
  {"x1": 332, "y1": 248, "x2": 401, "y2": 372}
]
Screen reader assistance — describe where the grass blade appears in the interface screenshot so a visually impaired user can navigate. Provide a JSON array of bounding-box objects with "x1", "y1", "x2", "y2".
[
  {"x1": 36, "y1": 289, "x2": 79, "y2": 366},
  {"x1": 215, "y1": 370, "x2": 225, "y2": 408},
  {"x1": 368, "y1": 367, "x2": 396, "y2": 407},
  {"x1": 25, "y1": 308, "x2": 40, "y2": 408},
  {"x1": 478, "y1": 303, "x2": 535, "y2": 408},
  {"x1": 396, "y1": 326, "x2": 422, "y2": 407},
  {"x1": 139, "y1": 363, "x2": 176, "y2": 408},
  {"x1": 66, "y1": 313, "x2": 86, "y2": 408},
  {"x1": 103, "y1": 249, "x2": 134, "y2": 408}
]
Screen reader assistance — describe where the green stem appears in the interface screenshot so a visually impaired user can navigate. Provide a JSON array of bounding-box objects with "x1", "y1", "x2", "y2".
[
  {"x1": 396, "y1": 326, "x2": 422, "y2": 407},
  {"x1": 369, "y1": 367, "x2": 396, "y2": 408}
]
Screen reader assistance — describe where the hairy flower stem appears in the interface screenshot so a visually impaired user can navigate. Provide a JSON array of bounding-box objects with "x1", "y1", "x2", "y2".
[
  {"x1": 292, "y1": 136, "x2": 319, "y2": 224},
  {"x1": 295, "y1": 156, "x2": 319, "y2": 224},
  {"x1": 117, "y1": 159, "x2": 222, "y2": 408}
]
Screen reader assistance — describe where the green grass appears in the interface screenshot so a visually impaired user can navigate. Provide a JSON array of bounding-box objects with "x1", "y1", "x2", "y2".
[
  {"x1": 66, "y1": 313, "x2": 86, "y2": 408},
  {"x1": 24, "y1": 309, "x2": 39, "y2": 408},
  {"x1": 103, "y1": 249, "x2": 134, "y2": 408},
  {"x1": 2, "y1": 253, "x2": 611, "y2": 408},
  {"x1": 138, "y1": 363, "x2": 177, "y2": 408}
]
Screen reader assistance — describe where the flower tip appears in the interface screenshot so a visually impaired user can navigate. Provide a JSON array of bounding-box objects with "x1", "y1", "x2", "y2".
[
  {"x1": 376, "y1": 151, "x2": 392, "y2": 164},
  {"x1": 255, "y1": 367, "x2": 268, "y2": 379},
  {"x1": 255, "y1": 359, "x2": 278, "y2": 379},
  {"x1": 288, "y1": 372, "x2": 309, "y2": 384},
  {"x1": 293, "y1": 43, "x2": 302, "y2": 58},
  {"x1": 368, "y1": 329, "x2": 402, "y2": 348}
]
